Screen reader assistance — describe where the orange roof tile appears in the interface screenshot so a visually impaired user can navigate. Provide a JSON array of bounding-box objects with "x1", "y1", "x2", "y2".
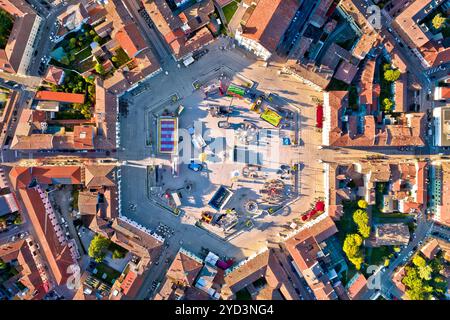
[
  {"x1": 242, "y1": 0, "x2": 300, "y2": 52},
  {"x1": 115, "y1": 23, "x2": 148, "y2": 58},
  {"x1": 35, "y1": 91, "x2": 85, "y2": 104},
  {"x1": 19, "y1": 187, "x2": 75, "y2": 285}
]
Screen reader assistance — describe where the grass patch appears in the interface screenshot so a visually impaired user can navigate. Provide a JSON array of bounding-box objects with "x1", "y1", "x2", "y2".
[
  {"x1": 74, "y1": 46, "x2": 92, "y2": 62},
  {"x1": 108, "y1": 242, "x2": 128, "y2": 259},
  {"x1": 92, "y1": 262, "x2": 121, "y2": 285},
  {"x1": 223, "y1": 1, "x2": 240, "y2": 23},
  {"x1": 335, "y1": 200, "x2": 359, "y2": 243},
  {"x1": 71, "y1": 187, "x2": 79, "y2": 211},
  {"x1": 367, "y1": 246, "x2": 393, "y2": 266},
  {"x1": 0, "y1": 9, "x2": 13, "y2": 49},
  {"x1": 111, "y1": 47, "x2": 131, "y2": 68}
]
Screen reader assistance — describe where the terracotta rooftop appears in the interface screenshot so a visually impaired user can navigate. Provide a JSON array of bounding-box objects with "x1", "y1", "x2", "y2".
[
  {"x1": 18, "y1": 186, "x2": 75, "y2": 285},
  {"x1": 84, "y1": 164, "x2": 116, "y2": 188},
  {"x1": 35, "y1": 91, "x2": 85, "y2": 104},
  {"x1": 9, "y1": 165, "x2": 83, "y2": 190},
  {"x1": 73, "y1": 125, "x2": 95, "y2": 149},
  {"x1": 0, "y1": 239, "x2": 46, "y2": 300},
  {"x1": 43, "y1": 66, "x2": 65, "y2": 85},
  {"x1": 436, "y1": 162, "x2": 450, "y2": 227},
  {"x1": 115, "y1": 23, "x2": 148, "y2": 58},
  {"x1": 143, "y1": 0, "x2": 215, "y2": 60},
  {"x1": 324, "y1": 91, "x2": 426, "y2": 147},
  {"x1": 166, "y1": 250, "x2": 203, "y2": 287},
  {"x1": 393, "y1": 0, "x2": 437, "y2": 48},
  {"x1": 284, "y1": 224, "x2": 338, "y2": 301},
  {"x1": 241, "y1": 0, "x2": 299, "y2": 52},
  {"x1": 346, "y1": 273, "x2": 368, "y2": 300},
  {"x1": 420, "y1": 238, "x2": 441, "y2": 260},
  {"x1": 0, "y1": 0, "x2": 40, "y2": 74}
]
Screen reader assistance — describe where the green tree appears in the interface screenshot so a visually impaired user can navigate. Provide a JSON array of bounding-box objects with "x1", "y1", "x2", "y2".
[
  {"x1": 432, "y1": 13, "x2": 447, "y2": 30},
  {"x1": 112, "y1": 249, "x2": 125, "y2": 260},
  {"x1": 383, "y1": 63, "x2": 391, "y2": 71},
  {"x1": 88, "y1": 234, "x2": 111, "y2": 263},
  {"x1": 353, "y1": 209, "x2": 369, "y2": 225},
  {"x1": 412, "y1": 255, "x2": 426, "y2": 268},
  {"x1": 402, "y1": 266, "x2": 433, "y2": 300},
  {"x1": 418, "y1": 265, "x2": 433, "y2": 281},
  {"x1": 93, "y1": 35, "x2": 101, "y2": 43},
  {"x1": 60, "y1": 55, "x2": 70, "y2": 65},
  {"x1": 13, "y1": 215, "x2": 22, "y2": 225},
  {"x1": 88, "y1": 84, "x2": 95, "y2": 96},
  {"x1": 343, "y1": 234, "x2": 364, "y2": 269},
  {"x1": 94, "y1": 63, "x2": 105, "y2": 75},
  {"x1": 0, "y1": 258, "x2": 7, "y2": 270},
  {"x1": 358, "y1": 224, "x2": 371, "y2": 239},
  {"x1": 353, "y1": 209, "x2": 371, "y2": 238},
  {"x1": 357, "y1": 199, "x2": 368, "y2": 209},
  {"x1": 433, "y1": 276, "x2": 448, "y2": 295},
  {"x1": 382, "y1": 98, "x2": 394, "y2": 113},
  {"x1": 343, "y1": 233, "x2": 362, "y2": 257},
  {"x1": 384, "y1": 69, "x2": 401, "y2": 82}
]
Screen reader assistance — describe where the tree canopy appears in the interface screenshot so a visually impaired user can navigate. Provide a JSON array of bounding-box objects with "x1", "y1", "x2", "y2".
[
  {"x1": 353, "y1": 209, "x2": 371, "y2": 239},
  {"x1": 357, "y1": 199, "x2": 368, "y2": 209},
  {"x1": 94, "y1": 63, "x2": 105, "y2": 75},
  {"x1": 382, "y1": 98, "x2": 394, "y2": 113},
  {"x1": 402, "y1": 254, "x2": 448, "y2": 300},
  {"x1": 88, "y1": 234, "x2": 111, "y2": 263},
  {"x1": 384, "y1": 69, "x2": 401, "y2": 82},
  {"x1": 343, "y1": 234, "x2": 364, "y2": 270},
  {"x1": 432, "y1": 13, "x2": 447, "y2": 30}
]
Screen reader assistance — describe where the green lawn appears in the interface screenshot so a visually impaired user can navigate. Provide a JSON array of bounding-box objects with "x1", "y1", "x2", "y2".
[
  {"x1": 93, "y1": 262, "x2": 121, "y2": 285},
  {"x1": 74, "y1": 47, "x2": 92, "y2": 62},
  {"x1": 367, "y1": 246, "x2": 393, "y2": 266},
  {"x1": 0, "y1": 9, "x2": 13, "y2": 49},
  {"x1": 111, "y1": 47, "x2": 131, "y2": 68},
  {"x1": 108, "y1": 242, "x2": 128, "y2": 259},
  {"x1": 335, "y1": 200, "x2": 359, "y2": 243},
  {"x1": 223, "y1": 1, "x2": 240, "y2": 23}
]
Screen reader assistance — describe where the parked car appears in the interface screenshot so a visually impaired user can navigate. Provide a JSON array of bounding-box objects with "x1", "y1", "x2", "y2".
[{"x1": 188, "y1": 161, "x2": 203, "y2": 172}]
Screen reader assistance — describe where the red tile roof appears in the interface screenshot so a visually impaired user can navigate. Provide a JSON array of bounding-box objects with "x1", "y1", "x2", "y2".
[
  {"x1": 0, "y1": 240, "x2": 47, "y2": 300},
  {"x1": 346, "y1": 274, "x2": 368, "y2": 300},
  {"x1": 73, "y1": 125, "x2": 95, "y2": 149},
  {"x1": 19, "y1": 187, "x2": 75, "y2": 285},
  {"x1": 167, "y1": 251, "x2": 203, "y2": 286},
  {"x1": 9, "y1": 166, "x2": 83, "y2": 190},
  {"x1": 43, "y1": 66, "x2": 65, "y2": 85},
  {"x1": 115, "y1": 23, "x2": 148, "y2": 58},
  {"x1": 35, "y1": 91, "x2": 85, "y2": 104},
  {"x1": 242, "y1": 0, "x2": 300, "y2": 52}
]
